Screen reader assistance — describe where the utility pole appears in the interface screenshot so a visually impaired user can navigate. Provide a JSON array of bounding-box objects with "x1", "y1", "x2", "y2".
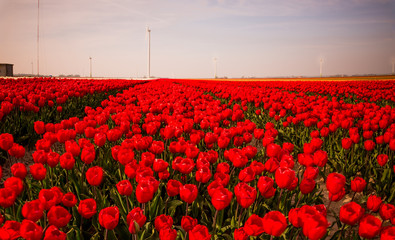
[
  {"x1": 147, "y1": 27, "x2": 151, "y2": 78},
  {"x1": 37, "y1": 0, "x2": 40, "y2": 76},
  {"x1": 89, "y1": 57, "x2": 92, "y2": 78}
]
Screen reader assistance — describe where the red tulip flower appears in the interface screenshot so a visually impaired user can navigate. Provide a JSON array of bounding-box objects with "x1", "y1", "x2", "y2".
[
  {"x1": 29, "y1": 163, "x2": 47, "y2": 181},
  {"x1": 181, "y1": 215, "x2": 198, "y2": 232},
  {"x1": 127, "y1": 207, "x2": 146, "y2": 234},
  {"x1": 116, "y1": 180, "x2": 133, "y2": 196},
  {"x1": 44, "y1": 225, "x2": 66, "y2": 240},
  {"x1": 380, "y1": 203, "x2": 395, "y2": 221},
  {"x1": 188, "y1": 224, "x2": 211, "y2": 240},
  {"x1": 339, "y1": 202, "x2": 365, "y2": 226},
  {"x1": 367, "y1": 194, "x2": 382, "y2": 212},
  {"x1": 159, "y1": 227, "x2": 177, "y2": 240},
  {"x1": 262, "y1": 211, "x2": 288, "y2": 237},
  {"x1": 350, "y1": 177, "x2": 366, "y2": 192},
  {"x1": 20, "y1": 219, "x2": 43, "y2": 240},
  {"x1": 99, "y1": 206, "x2": 119, "y2": 230},
  {"x1": 62, "y1": 192, "x2": 78, "y2": 208},
  {"x1": 22, "y1": 199, "x2": 44, "y2": 222},
  {"x1": 234, "y1": 227, "x2": 249, "y2": 240},
  {"x1": 244, "y1": 214, "x2": 265, "y2": 236},
  {"x1": 377, "y1": 154, "x2": 389, "y2": 166},
  {"x1": 166, "y1": 179, "x2": 182, "y2": 197},
  {"x1": 154, "y1": 214, "x2": 173, "y2": 232},
  {"x1": 47, "y1": 206, "x2": 72, "y2": 228},
  {"x1": 326, "y1": 172, "x2": 346, "y2": 194},
  {"x1": 234, "y1": 182, "x2": 257, "y2": 208},
  {"x1": 211, "y1": 187, "x2": 233, "y2": 211},
  {"x1": 11, "y1": 163, "x2": 27, "y2": 179},
  {"x1": 257, "y1": 176, "x2": 276, "y2": 199},
  {"x1": 86, "y1": 166, "x2": 104, "y2": 186},
  {"x1": 275, "y1": 167, "x2": 296, "y2": 189},
  {"x1": 358, "y1": 214, "x2": 381, "y2": 239},
  {"x1": 0, "y1": 133, "x2": 14, "y2": 151},
  {"x1": 180, "y1": 184, "x2": 198, "y2": 204},
  {"x1": 78, "y1": 198, "x2": 97, "y2": 219},
  {"x1": 60, "y1": 152, "x2": 75, "y2": 170}
]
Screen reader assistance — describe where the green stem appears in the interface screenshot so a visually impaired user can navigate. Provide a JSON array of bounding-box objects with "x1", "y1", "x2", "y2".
[{"x1": 104, "y1": 229, "x2": 108, "y2": 240}]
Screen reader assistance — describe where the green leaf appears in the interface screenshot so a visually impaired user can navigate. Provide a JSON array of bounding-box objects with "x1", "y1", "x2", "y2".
[{"x1": 168, "y1": 200, "x2": 183, "y2": 217}]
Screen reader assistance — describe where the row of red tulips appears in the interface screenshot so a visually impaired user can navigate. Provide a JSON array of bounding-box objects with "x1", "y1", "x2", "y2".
[{"x1": 0, "y1": 78, "x2": 394, "y2": 239}]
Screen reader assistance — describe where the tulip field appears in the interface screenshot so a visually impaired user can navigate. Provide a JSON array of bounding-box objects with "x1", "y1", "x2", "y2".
[{"x1": 0, "y1": 77, "x2": 395, "y2": 240}]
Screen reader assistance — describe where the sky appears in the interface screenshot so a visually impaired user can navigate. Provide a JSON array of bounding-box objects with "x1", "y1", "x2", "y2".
[{"x1": 0, "y1": 0, "x2": 394, "y2": 78}]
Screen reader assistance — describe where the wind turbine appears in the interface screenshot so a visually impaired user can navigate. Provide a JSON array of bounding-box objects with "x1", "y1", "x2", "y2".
[
  {"x1": 146, "y1": 27, "x2": 151, "y2": 78},
  {"x1": 213, "y1": 57, "x2": 217, "y2": 78},
  {"x1": 392, "y1": 59, "x2": 394, "y2": 75},
  {"x1": 320, "y1": 58, "x2": 323, "y2": 78}
]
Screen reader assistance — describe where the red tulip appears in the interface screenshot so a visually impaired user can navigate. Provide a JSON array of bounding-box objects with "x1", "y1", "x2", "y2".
[
  {"x1": 262, "y1": 211, "x2": 287, "y2": 237},
  {"x1": 234, "y1": 227, "x2": 249, "y2": 240},
  {"x1": 377, "y1": 154, "x2": 389, "y2": 166},
  {"x1": 154, "y1": 214, "x2": 173, "y2": 232},
  {"x1": 257, "y1": 176, "x2": 276, "y2": 199},
  {"x1": 81, "y1": 145, "x2": 96, "y2": 165},
  {"x1": 116, "y1": 180, "x2": 133, "y2": 196},
  {"x1": 238, "y1": 166, "x2": 255, "y2": 183},
  {"x1": 367, "y1": 194, "x2": 382, "y2": 212},
  {"x1": 166, "y1": 179, "x2": 182, "y2": 197},
  {"x1": 211, "y1": 187, "x2": 233, "y2": 211},
  {"x1": 22, "y1": 199, "x2": 44, "y2": 222},
  {"x1": 127, "y1": 207, "x2": 146, "y2": 234},
  {"x1": 266, "y1": 143, "x2": 281, "y2": 158},
  {"x1": 43, "y1": 225, "x2": 66, "y2": 240},
  {"x1": 60, "y1": 152, "x2": 75, "y2": 170},
  {"x1": 181, "y1": 215, "x2": 198, "y2": 232},
  {"x1": 339, "y1": 202, "x2": 365, "y2": 226},
  {"x1": 94, "y1": 132, "x2": 107, "y2": 147},
  {"x1": 86, "y1": 166, "x2": 103, "y2": 186},
  {"x1": 39, "y1": 189, "x2": 58, "y2": 210},
  {"x1": 358, "y1": 214, "x2": 381, "y2": 239},
  {"x1": 29, "y1": 163, "x2": 47, "y2": 181},
  {"x1": 180, "y1": 184, "x2": 198, "y2": 204},
  {"x1": 188, "y1": 224, "x2": 211, "y2": 240},
  {"x1": 380, "y1": 203, "x2": 395, "y2": 221},
  {"x1": 78, "y1": 198, "x2": 97, "y2": 219},
  {"x1": 326, "y1": 172, "x2": 345, "y2": 194},
  {"x1": 99, "y1": 206, "x2": 119, "y2": 230},
  {"x1": 364, "y1": 140, "x2": 375, "y2": 151},
  {"x1": 47, "y1": 206, "x2": 72, "y2": 228},
  {"x1": 195, "y1": 166, "x2": 212, "y2": 183},
  {"x1": 300, "y1": 178, "x2": 316, "y2": 194},
  {"x1": 275, "y1": 167, "x2": 295, "y2": 189},
  {"x1": 153, "y1": 159, "x2": 169, "y2": 172},
  {"x1": 350, "y1": 176, "x2": 366, "y2": 192},
  {"x1": 8, "y1": 143, "x2": 25, "y2": 158},
  {"x1": 62, "y1": 192, "x2": 77, "y2": 208},
  {"x1": 234, "y1": 182, "x2": 257, "y2": 208},
  {"x1": 243, "y1": 214, "x2": 265, "y2": 236},
  {"x1": 2, "y1": 220, "x2": 21, "y2": 239},
  {"x1": 11, "y1": 163, "x2": 27, "y2": 179},
  {"x1": 20, "y1": 219, "x2": 43, "y2": 240},
  {"x1": 4, "y1": 177, "x2": 24, "y2": 196},
  {"x1": 301, "y1": 211, "x2": 328, "y2": 240},
  {"x1": 381, "y1": 226, "x2": 395, "y2": 240},
  {"x1": 65, "y1": 140, "x2": 80, "y2": 157},
  {"x1": 159, "y1": 227, "x2": 177, "y2": 240},
  {"x1": 0, "y1": 133, "x2": 14, "y2": 151}
]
